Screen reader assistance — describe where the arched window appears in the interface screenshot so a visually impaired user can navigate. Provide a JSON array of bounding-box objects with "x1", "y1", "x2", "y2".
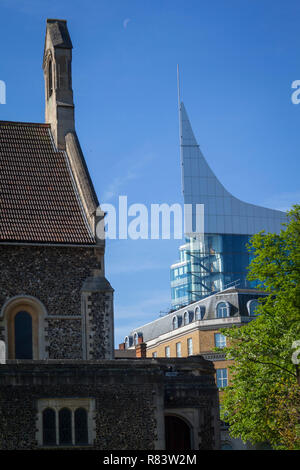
[
  {"x1": 183, "y1": 311, "x2": 189, "y2": 326},
  {"x1": 43, "y1": 408, "x2": 56, "y2": 446},
  {"x1": 124, "y1": 336, "x2": 129, "y2": 349},
  {"x1": 200, "y1": 306, "x2": 205, "y2": 319},
  {"x1": 2, "y1": 296, "x2": 47, "y2": 360},
  {"x1": 172, "y1": 316, "x2": 178, "y2": 330},
  {"x1": 48, "y1": 60, "x2": 53, "y2": 97},
  {"x1": 74, "y1": 408, "x2": 88, "y2": 445},
  {"x1": 14, "y1": 311, "x2": 33, "y2": 359},
  {"x1": 59, "y1": 408, "x2": 72, "y2": 446},
  {"x1": 57, "y1": 56, "x2": 67, "y2": 89},
  {"x1": 216, "y1": 302, "x2": 230, "y2": 319},
  {"x1": 195, "y1": 306, "x2": 205, "y2": 320},
  {"x1": 133, "y1": 333, "x2": 139, "y2": 346},
  {"x1": 248, "y1": 300, "x2": 259, "y2": 317}
]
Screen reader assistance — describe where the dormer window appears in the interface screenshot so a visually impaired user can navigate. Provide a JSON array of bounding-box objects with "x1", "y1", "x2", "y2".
[
  {"x1": 216, "y1": 302, "x2": 230, "y2": 319},
  {"x1": 195, "y1": 306, "x2": 205, "y2": 321},
  {"x1": 133, "y1": 332, "x2": 139, "y2": 346},
  {"x1": 172, "y1": 316, "x2": 178, "y2": 330},
  {"x1": 247, "y1": 300, "x2": 259, "y2": 317},
  {"x1": 183, "y1": 311, "x2": 189, "y2": 326}
]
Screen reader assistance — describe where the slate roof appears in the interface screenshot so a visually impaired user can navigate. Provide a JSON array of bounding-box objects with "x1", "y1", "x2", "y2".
[
  {"x1": 127, "y1": 288, "x2": 267, "y2": 343},
  {"x1": 0, "y1": 121, "x2": 95, "y2": 245}
]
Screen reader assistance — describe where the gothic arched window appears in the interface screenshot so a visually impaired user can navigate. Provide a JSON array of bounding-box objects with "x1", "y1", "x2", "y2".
[
  {"x1": 48, "y1": 60, "x2": 53, "y2": 97},
  {"x1": 43, "y1": 408, "x2": 56, "y2": 446},
  {"x1": 59, "y1": 408, "x2": 72, "y2": 446},
  {"x1": 38, "y1": 399, "x2": 94, "y2": 447},
  {"x1": 75, "y1": 408, "x2": 88, "y2": 445},
  {"x1": 14, "y1": 310, "x2": 33, "y2": 359}
]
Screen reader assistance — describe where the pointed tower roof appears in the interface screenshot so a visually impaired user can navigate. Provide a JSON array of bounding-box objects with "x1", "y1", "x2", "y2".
[
  {"x1": 179, "y1": 102, "x2": 198, "y2": 147},
  {"x1": 45, "y1": 19, "x2": 73, "y2": 51},
  {"x1": 179, "y1": 102, "x2": 287, "y2": 235}
]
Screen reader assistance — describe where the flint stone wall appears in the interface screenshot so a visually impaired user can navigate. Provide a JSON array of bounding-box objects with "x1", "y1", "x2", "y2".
[
  {"x1": 0, "y1": 358, "x2": 220, "y2": 450},
  {"x1": 0, "y1": 245, "x2": 113, "y2": 359},
  {"x1": 0, "y1": 361, "x2": 162, "y2": 450}
]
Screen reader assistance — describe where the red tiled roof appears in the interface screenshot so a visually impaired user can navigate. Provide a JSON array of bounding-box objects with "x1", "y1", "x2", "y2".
[{"x1": 0, "y1": 121, "x2": 96, "y2": 244}]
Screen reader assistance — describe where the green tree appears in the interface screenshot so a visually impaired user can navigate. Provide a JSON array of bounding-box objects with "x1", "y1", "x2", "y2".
[{"x1": 220, "y1": 205, "x2": 300, "y2": 450}]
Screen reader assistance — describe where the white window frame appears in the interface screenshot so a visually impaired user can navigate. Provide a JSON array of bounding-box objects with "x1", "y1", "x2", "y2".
[
  {"x1": 216, "y1": 302, "x2": 230, "y2": 319},
  {"x1": 215, "y1": 333, "x2": 226, "y2": 348},
  {"x1": 216, "y1": 369, "x2": 228, "y2": 388},
  {"x1": 176, "y1": 342, "x2": 181, "y2": 357},
  {"x1": 187, "y1": 338, "x2": 193, "y2": 356}
]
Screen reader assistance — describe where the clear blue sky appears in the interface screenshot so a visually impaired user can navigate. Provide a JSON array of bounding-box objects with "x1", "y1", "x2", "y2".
[{"x1": 0, "y1": 0, "x2": 299, "y2": 345}]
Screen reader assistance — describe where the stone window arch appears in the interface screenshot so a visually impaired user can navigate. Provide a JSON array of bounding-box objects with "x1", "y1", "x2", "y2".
[
  {"x1": 14, "y1": 310, "x2": 33, "y2": 359},
  {"x1": 0, "y1": 295, "x2": 47, "y2": 360},
  {"x1": 38, "y1": 398, "x2": 95, "y2": 447},
  {"x1": 59, "y1": 408, "x2": 72, "y2": 445},
  {"x1": 43, "y1": 408, "x2": 56, "y2": 446},
  {"x1": 48, "y1": 58, "x2": 53, "y2": 97},
  {"x1": 165, "y1": 413, "x2": 193, "y2": 450},
  {"x1": 44, "y1": 50, "x2": 54, "y2": 99},
  {"x1": 74, "y1": 408, "x2": 88, "y2": 445}
]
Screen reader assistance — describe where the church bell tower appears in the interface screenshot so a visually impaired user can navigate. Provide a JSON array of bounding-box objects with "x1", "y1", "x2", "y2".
[{"x1": 43, "y1": 19, "x2": 75, "y2": 149}]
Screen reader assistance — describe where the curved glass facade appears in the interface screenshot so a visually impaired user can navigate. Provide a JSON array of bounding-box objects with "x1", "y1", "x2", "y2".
[
  {"x1": 170, "y1": 102, "x2": 285, "y2": 309},
  {"x1": 171, "y1": 234, "x2": 257, "y2": 309}
]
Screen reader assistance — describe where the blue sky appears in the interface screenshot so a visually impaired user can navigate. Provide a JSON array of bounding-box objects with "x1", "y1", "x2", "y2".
[{"x1": 0, "y1": 0, "x2": 299, "y2": 345}]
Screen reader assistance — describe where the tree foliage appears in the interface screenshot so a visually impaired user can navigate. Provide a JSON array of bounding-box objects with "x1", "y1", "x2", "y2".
[{"x1": 220, "y1": 205, "x2": 300, "y2": 450}]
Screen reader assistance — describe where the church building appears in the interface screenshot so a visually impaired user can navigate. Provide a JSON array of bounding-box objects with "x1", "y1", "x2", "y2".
[{"x1": 0, "y1": 19, "x2": 220, "y2": 450}]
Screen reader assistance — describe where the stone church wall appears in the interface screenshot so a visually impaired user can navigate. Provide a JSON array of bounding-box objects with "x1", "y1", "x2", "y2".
[
  {"x1": 0, "y1": 359, "x2": 220, "y2": 450},
  {"x1": 0, "y1": 245, "x2": 113, "y2": 359},
  {"x1": 0, "y1": 361, "x2": 162, "y2": 450}
]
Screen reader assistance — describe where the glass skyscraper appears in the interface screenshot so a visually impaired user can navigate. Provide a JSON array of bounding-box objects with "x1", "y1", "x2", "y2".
[{"x1": 170, "y1": 103, "x2": 287, "y2": 309}]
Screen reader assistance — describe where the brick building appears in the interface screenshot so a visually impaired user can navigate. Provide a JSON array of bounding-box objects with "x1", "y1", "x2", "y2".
[
  {"x1": 121, "y1": 287, "x2": 266, "y2": 449},
  {"x1": 0, "y1": 19, "x2": 220, "y2": 450}
]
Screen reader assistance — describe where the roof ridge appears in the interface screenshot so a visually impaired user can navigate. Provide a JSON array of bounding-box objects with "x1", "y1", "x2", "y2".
[{"x1": 0, "y1": 121, "x2": 50, "y2": 127}]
